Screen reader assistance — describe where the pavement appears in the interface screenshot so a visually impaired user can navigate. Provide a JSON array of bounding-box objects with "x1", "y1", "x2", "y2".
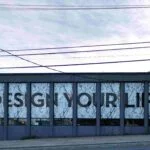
[{"x1": 0, "y1": 134, "x2": 150, "y2": 149}]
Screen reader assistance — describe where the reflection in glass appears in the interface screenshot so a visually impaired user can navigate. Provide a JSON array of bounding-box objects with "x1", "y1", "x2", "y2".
[
  {"x1": 31, "y1": 83, "x2": 50, "y2": 126},
  {"x1": 101, "y1": 83, "x2": 120, "y2": 126},
  {"x1": 8, "y1": 83, "x2": 27, "y2": 125},
  {"x1": 54, "y1": 83, "x2": 73, "y2": 125},
  {"x1": 77, "y1": 83, "x2": 96, "y2": 126},
  {"x1": 125, "y1": 83, "x2": 144, "y2": 126}
]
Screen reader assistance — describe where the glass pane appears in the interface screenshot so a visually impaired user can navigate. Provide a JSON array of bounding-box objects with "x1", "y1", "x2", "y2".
[
  {"x1": 0, "y1": 84, "x2": 4, "y2": 125},
  {"x1": 125, "y1": 83, "x2": 144, "y2": 126},
  {"x1": 77, "y1": 83, "x2": 96, "y2": 126},
  {"x1": 31, "y1": 83, "x2": 50, "y2": 126},
  {"x1": 8, "y1": 83, "x2": 27, "y2": 125},
  {"x1": 54, "y1": 83, "x2": 73, "y2": 125},
  {"x1": 101, "y1": 83, "x2": 120, "y2": 126}
]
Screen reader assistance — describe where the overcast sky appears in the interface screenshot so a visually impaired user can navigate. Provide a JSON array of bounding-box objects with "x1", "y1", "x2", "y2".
[{"x1": 0, "y1": 0, "x2": 150, "y2": 73}]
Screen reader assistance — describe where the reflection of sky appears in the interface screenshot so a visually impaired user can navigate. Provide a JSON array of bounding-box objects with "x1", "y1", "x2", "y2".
[
  {"x1": 54, "y1": 83, "x2": 73, "y2": 118},
  {"x1": 101, "y1": 83, "x2": 120, "y2": 119},
  {"x1": 125, "y1": 83, "x2": 144, "y2": 119},
  {"x1": 31, "y1": 83, "x2": 50, "y2": 118},
  {"x1": 78, "y1": 83, "x2": 96, "y2": 118},
  {"x1": 0, "y1": 0, "x2": 150, "y2": 72},
  {"x1": 9, "y1": 84, "x2": 27, "y2": 118}
]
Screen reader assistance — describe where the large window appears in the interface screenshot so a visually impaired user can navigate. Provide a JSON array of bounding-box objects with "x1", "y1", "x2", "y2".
[
  {"x1": 8, "y1": 83, "x2": 27, "y2": 125},
  {"x1": 31, "y1": 83, "x2": 50, "y2": 126},
  {"x1": 77, "y1": 83, "x2": 96, "y2": 126},
  {"x1": 54, "y1": 83, "x2": 73, "y2": 125},
  {"x1": 0, "y1": 84, "x2": 4, "y2": 125},
  {"x1": 101, "y1": 83, "x2": 120, "y2": 126},
  {"x1": 125, "y1": 83, "x2": 144, "y2": 126}
]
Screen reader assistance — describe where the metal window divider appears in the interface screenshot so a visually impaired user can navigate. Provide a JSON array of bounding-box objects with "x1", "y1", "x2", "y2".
[
  {"x1": 27, "y1": 83, "x2": 31, "y2": 137},
  {"x1": 73, "y1": 82, "x2": 77, "y2": 136},
  {"x1": 96, "y1": 82, "x2": 101, "y2": 136},
  {"x1": 50, "y1": 82, "x2": 54, "y2": 136},
  {"x1": 4, "y1": 83, "x2": 8, "y2": 140},
  {"x1": 144, "y1": 82, "x2": 148, "y2": 134},
  {"x1": 120, "y1": 82, "x2": 125, "y2": 135}
]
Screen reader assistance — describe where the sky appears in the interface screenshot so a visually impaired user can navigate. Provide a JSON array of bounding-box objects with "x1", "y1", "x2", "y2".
[{"x1": 0, "y1": 0, "x2": 150, "y2": 73}]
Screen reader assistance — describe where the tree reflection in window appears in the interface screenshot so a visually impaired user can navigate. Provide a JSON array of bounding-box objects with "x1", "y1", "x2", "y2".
[
  {"x1": 77, "y1": 83, "x2": 96, "y2": 126},
  {"x1": 125, "y1": 83, "x2": 144, "y2": 126},
  {"x1": 54, "y1": 83, "x2": 73, "y2": 126},
  {"x1": 101, "y1": 83, "x2": 120, "y2": 126},
  {"x1": 31, "y1": 83, "x2": 50, "y2": 126},
  {"x1": 8, "y1": 83, "x2": 27, "y2": 125}
]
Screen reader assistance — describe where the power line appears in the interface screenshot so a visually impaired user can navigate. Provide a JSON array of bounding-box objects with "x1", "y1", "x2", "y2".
[
  {"x1": 5, "y1": 41, "x2": 150, "y2": 52},
  {"x1": 0, "y1": 48, "x2": 102, "y2": 81},
  {"x1": 0, "y1": 58, "x2": 149, "y2": 69},
  {"x1": 1, "y1": 5, "x2": 150, "y2": 10},
  {"x1": 55, "y1": 53, "x2": 150, "y2": 59},
  {"x1": 1, "y1": 4, "x2": 150, "y2": 7},
  {"x1": 0, "y1": 48, "x2": 64, "y2": 73},
  {"x1": 0, "y1": 48, "x2": 101, "y2": 81},
  {"x1": 1, "y1": 45, "x2": 150, "y2": 57}
]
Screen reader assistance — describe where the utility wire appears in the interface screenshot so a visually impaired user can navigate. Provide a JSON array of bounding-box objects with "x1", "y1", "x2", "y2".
[
  {"x1": 49, "y1": 53, "x2": 150, "y2": 59},
  {"x1": 2, "y1": 45, "x2": 150, "y2": 57},
  {"x1": 1, "y1": 5, "x2": 150, "y2": 10},
  {"x1": 0, "y1": 48, "x2": 64, "y2": 73},
  {"x1": 0, "y1": 5, "x2": 150, "y2": 11},
  {"x1": 1, "y1": 4, "x2": 150, "y2": 7},
  {"x1": 0, "y1": 48, "x2": 102, "y2": 81},
  {"x1": 0, "y1": 58, "x2": 149, "y2": 69},
  {"x1": 5, "y1": 41, "x2": 150, "y2": 52}
]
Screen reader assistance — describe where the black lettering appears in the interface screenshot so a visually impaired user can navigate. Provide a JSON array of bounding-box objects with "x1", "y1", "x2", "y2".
[
  {"x1": 64, "y1": 93, "x2": 72, "y2": 107},
  {"x1": 78, "y1": 93, "x2": 92, "y2": 107},
  {"x1": 32, "y1": 93, "x2": 44, "y2": 107},
  {"x1": 106, "y1": 93, "x2": 117, "y2": 107},
  {"x1": 136, "y1": 93, "x2": 144, "y2": 107},
  {"x1": 136, "y1": 93, "x2": 140, "y2": 107},
  {"x1": 93, "y1": 93, "x2": 97, "y2": 106},
  {"x1": 148, "y1": 93, "x2": 150, "y2": 104},
  {"x1": 125, "y1": 93, "x2": 135, "y2": 108},
  {"x1": 0, "y1": 96, "x2": 2, "y2": 104},
  {"x1": 142, "y1": 93, "x2": 144, "y2": 107},
  {"x1": 100, "y1": 93, "x2": 104, "y2": 106},
  {"x1": 54, "y1": 93, "x2": 58, "y2": 106},
  {"x1": 14, "y1": 93, "x2": 24, "y2": 107}
]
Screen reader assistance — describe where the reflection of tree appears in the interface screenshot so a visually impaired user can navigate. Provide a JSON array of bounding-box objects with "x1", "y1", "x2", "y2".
[
  {"x1": 125, "y1": 83, "x2": 144, "y2": 119},
  {"x1": 9, "y1": 84, "x2": 27, "y2": 119},
  {"x1": 54, "y1": 83, "x2": 73, "y2": 119},
  {"x1": 78, "y1": 83, "x2": 96, "y2": 119},
  {"x1": 101, "y1": 83, "x2": 120, "y2": 119},
  {"x1": 32, "y1": 83, "x2": 49, "y2": 118}
]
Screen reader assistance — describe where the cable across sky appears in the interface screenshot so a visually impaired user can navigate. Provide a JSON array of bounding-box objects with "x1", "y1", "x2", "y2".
[
  {"x1": 0, "y1": 58, "x2": 149, "y2": 70},
  {"x1": 1, "y1": 5, "x2": 150, "y2": 10},
  {"x1": 1, "y1": 45, "x2": 150, "y2": 57},
  {"x1": 5, "y1": 41, "x2": 150, "y2": 52},
  {"x1": 0, "y1": 48, "x2": 64, "y2": 73}
]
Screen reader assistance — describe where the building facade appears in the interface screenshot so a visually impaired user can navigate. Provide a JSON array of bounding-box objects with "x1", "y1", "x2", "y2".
[{"x1": 0, "y1": 73, "x2": 150, "y2": 140}]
